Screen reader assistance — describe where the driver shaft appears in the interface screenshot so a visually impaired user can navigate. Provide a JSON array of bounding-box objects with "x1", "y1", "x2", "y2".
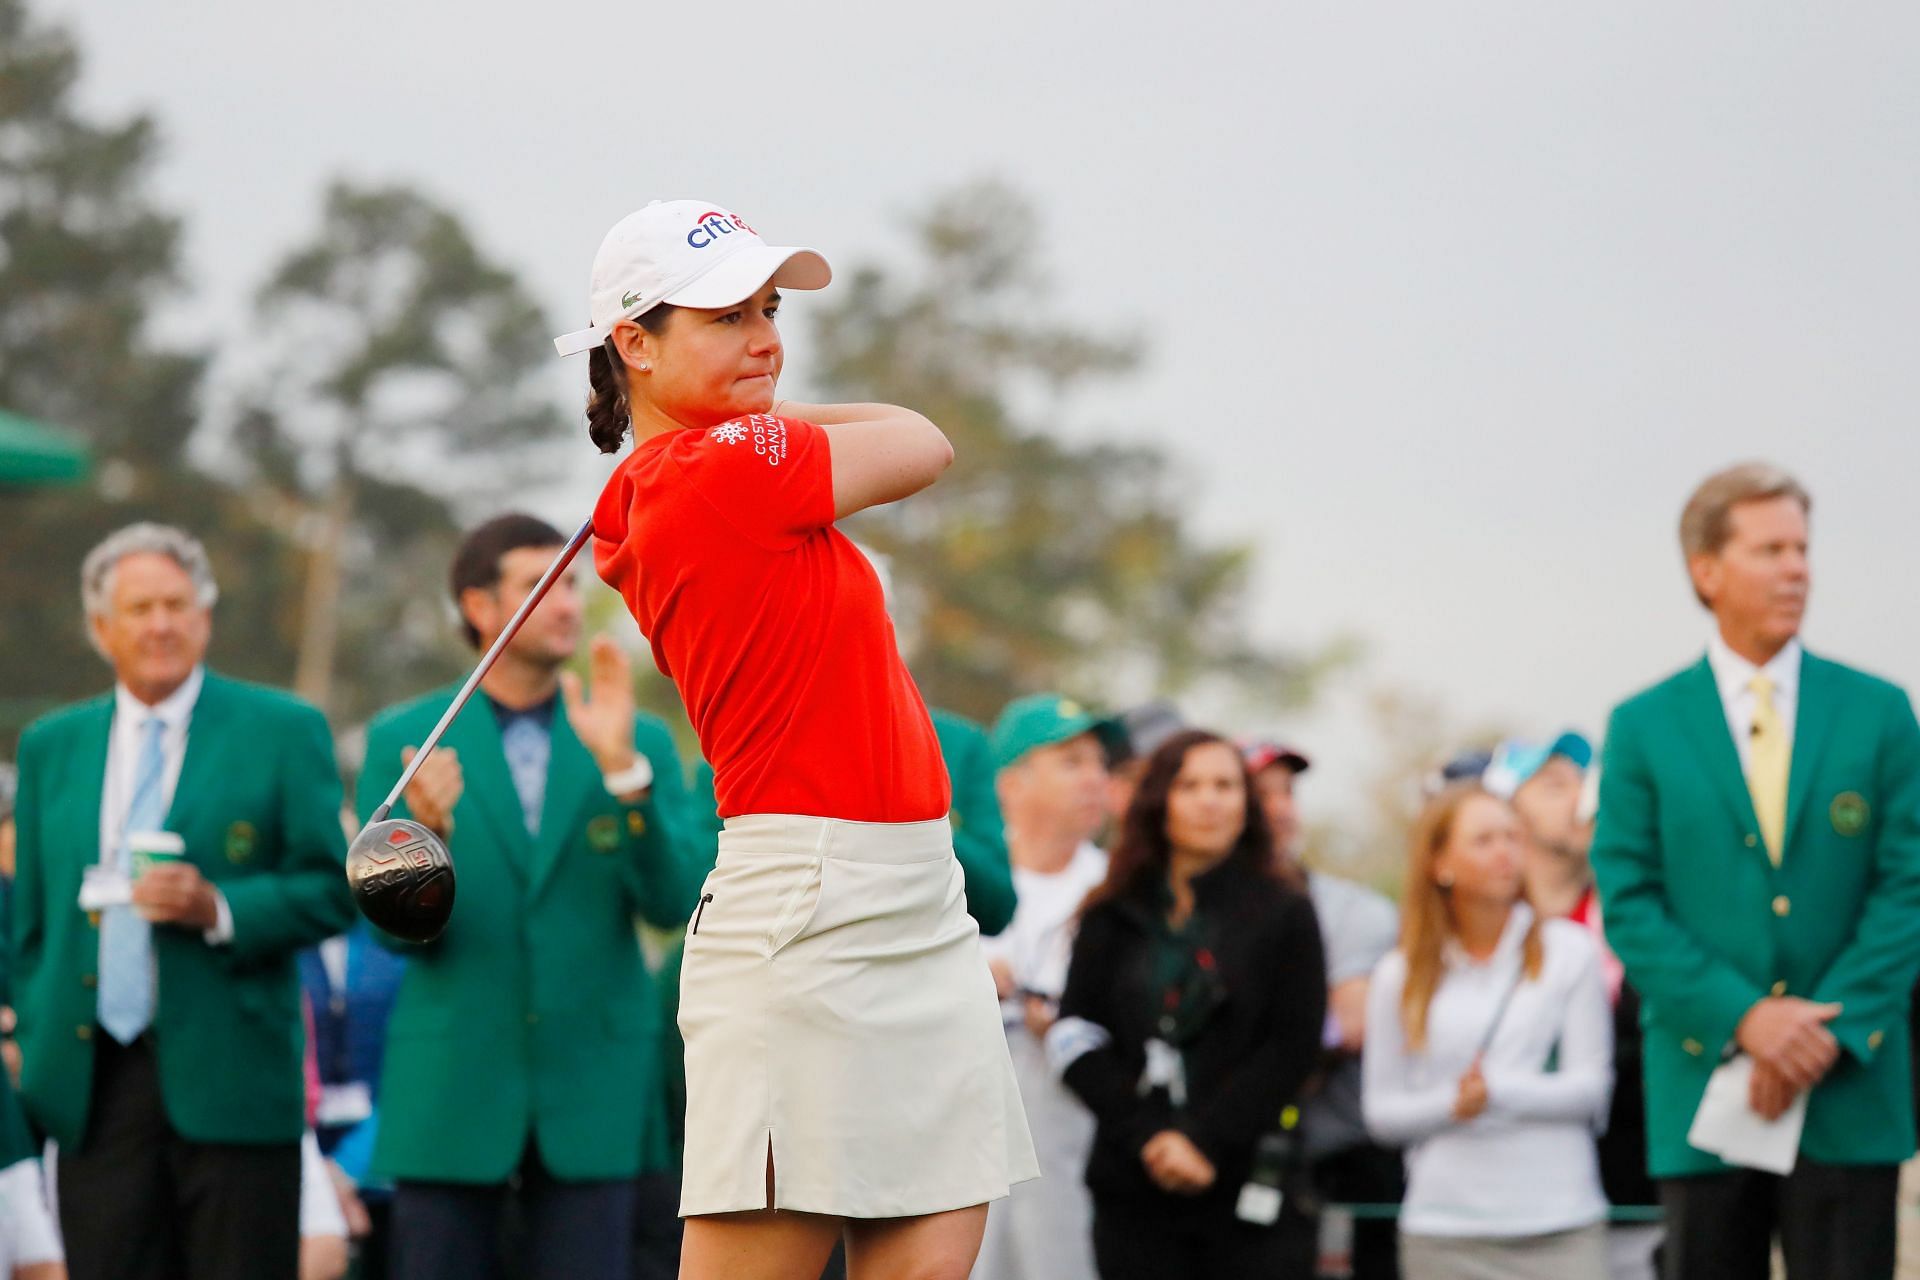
[{"x1": 371, "y1": 519, "x2": 594, "y2": 823}]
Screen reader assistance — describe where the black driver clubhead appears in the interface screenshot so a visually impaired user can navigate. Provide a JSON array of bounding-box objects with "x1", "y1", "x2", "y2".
[{"x1": 347, "y1": 818, "x2": 456, "y2": 943}]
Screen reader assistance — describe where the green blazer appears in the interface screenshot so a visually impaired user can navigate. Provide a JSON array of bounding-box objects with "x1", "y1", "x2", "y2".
[
  {"x1": 11, "y1": 672, "x2": 355, "y2": 1148},
  {"x1": 1591, "y1": 651, "x2": 1920, "y2": 1176},
  {"x1": 931, "y1": 709, "x2": 1017, "y2": 936},
  {"x1": 356, "y1": 687, "x2": 705, "y2": 1183}
]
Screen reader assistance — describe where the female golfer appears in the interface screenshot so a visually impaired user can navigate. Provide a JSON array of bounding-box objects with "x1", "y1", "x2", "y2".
[{"x1": 555, "y1": 201, "x2": 1037, "y2": 1280}]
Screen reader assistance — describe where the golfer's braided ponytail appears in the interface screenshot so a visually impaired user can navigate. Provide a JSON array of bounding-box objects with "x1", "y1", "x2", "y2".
[
  {"x1": 586, "y1": 341, "x2": 629, "y2": 454},
  {"x1": 583, "y1": 303, "x2": 675, "y2": 454}
]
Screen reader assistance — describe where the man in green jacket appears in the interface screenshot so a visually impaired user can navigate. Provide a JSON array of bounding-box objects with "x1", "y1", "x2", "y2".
[
  {"x1": 357, "y1": 514, "x2": 702, "y2": 1280},
  {"x1": 11, "y1": 522, "x2": 356, "y2": 1280},
  {"x1": 1592, "y1": 463, "x2": 1920, "y2": 1279},
  {"x1": 930, "y1": 708, "x2": 1017, "y2": 936}
]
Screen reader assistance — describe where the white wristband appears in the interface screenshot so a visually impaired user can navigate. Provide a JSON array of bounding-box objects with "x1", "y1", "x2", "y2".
[{"x1": 602, "y1": 756, "x2": 654, "y2": 796}]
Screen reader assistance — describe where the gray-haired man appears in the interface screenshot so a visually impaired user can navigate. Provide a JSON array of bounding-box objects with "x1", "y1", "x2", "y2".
[{"x1": 10, "y1": 522, "x2": 356, "y2": 1280}]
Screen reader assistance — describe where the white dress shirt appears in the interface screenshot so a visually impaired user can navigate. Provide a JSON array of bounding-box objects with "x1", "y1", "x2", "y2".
[
  {"x1": 1706, "y1": 632, "x2": 1802, "y2": 775},
  {"x1": 97, "y1": 666, "x2": 232, "y2": 944},
  {"x1": 1362, "y1": 905, "x2": 1613, "y2": 1238}
]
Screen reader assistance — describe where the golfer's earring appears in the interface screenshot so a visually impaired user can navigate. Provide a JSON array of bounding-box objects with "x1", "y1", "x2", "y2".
[
  {"x1": 1436, "y1": 871, "x2": 1455, "y2": 890},
  {"x1": 636, "y1": 362, "x2": 649, "y2": 372}
]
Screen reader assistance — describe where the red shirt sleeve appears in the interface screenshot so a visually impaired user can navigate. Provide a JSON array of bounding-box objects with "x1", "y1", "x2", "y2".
[{"x1": 668, "y1": 415, "x2": 835, "y2": 551}]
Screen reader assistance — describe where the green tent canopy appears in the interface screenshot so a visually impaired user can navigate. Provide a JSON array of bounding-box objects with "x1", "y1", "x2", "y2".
[{"x1": 0, "y1": 407, "x2": 89, "y2": 486}]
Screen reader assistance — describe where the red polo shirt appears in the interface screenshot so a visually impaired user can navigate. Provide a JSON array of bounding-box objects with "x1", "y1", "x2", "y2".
[{"x1": 592, "y1": 414, "x2": 950, "y2": 823}]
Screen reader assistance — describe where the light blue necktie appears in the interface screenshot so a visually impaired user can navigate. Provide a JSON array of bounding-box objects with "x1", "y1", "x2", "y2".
[
  {"x1": 99, "y1": 716, "x2": 166, "y2": 1043},
  {"x1": 500, "y1": 717, "x2": 549, "y2": 839}
]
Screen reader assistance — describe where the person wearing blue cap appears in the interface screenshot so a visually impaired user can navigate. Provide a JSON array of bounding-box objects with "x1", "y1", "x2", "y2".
[
  {"x1": 1482, "y1": 733, "x2": 1595, "y2": 921},
  {"x1": 1488, "y1": 732, "x2": 1661, "y2": 1280}
]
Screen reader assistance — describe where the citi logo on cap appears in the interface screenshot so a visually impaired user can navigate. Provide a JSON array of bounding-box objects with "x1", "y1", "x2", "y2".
[
  {"x1": 552, "y1": 199, "x2": 830, "y2": 358},
  {"x1": 687, "y1": 210, "x2": 758, "y2": 250}
]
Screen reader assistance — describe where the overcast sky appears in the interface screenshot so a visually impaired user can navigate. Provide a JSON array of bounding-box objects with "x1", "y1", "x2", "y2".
[{"x1": 49, "y1": 0, "x2": 1920, "y2": 816}]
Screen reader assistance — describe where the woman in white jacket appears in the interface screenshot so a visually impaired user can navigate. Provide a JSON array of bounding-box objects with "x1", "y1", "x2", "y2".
[{"x1": 1363, "y1": 784, "x2": 1612, "y2": 1280}]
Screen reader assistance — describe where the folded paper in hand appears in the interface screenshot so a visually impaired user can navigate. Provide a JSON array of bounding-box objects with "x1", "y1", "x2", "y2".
[
  {"x1": 78, "y1": 865, "x2": 134, "y2": 911},
  {"x1": 1686, "y1": 1053, "x2": 1806, "y2": 1175}
]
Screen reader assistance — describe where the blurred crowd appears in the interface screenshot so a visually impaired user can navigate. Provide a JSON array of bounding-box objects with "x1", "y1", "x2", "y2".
[{"x1": 1, "y1": 459, "x2": 1917, "y2": 1280}]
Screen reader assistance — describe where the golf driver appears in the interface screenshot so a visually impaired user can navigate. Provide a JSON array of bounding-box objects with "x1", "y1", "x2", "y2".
[{"x1": 346, "y1": 518, "x2": 594, "y2": 941}]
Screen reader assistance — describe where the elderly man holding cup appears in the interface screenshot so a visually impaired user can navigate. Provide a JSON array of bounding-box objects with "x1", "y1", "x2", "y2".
[{"x1": 9, "y1": 523, "x2": 357, "y2": 1280}]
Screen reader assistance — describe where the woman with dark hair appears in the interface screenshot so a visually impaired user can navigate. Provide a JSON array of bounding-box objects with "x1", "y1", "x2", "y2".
[
  {"x1": 1362, "y1": 784, "x2": 1611, "y2": 1280},
  {"x1": 564, "y1": 201, "x2": 1037, "y2": 1280},
  {"x1": 1048, "y1": 729, "x2": 1327, "y2": 1279}
]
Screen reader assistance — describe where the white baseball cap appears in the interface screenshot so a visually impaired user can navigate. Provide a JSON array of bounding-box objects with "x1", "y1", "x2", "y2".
[{"x1": 553, "y1": 200, "x2": 831, "y2": 357}]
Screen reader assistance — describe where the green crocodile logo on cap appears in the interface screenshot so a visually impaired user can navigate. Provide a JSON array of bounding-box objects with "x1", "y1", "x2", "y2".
[{"x1": 621, "y1": 290, "x2": 645, "y2": 309}]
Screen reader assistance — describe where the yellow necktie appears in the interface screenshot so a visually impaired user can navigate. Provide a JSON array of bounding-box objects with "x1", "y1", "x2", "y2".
[{"x1": 1748, "y1": 673, "x2": 1790, "y2": 866}]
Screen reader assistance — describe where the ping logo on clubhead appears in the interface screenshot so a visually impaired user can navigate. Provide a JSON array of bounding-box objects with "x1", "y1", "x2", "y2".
[
  {"x1": 349, "y1": 819, "x2": 456, "y2": 941},
  {"x1": 362, "y1": 838, "x2": 437, "y2": 874}
]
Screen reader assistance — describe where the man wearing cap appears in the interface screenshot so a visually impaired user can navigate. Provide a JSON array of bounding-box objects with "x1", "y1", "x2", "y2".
[
  {"x1": 1243, "y1": 739, "x2": 1401, "y2": 1280},
  {"x1": 1488, "y1": 732, "x2": 1660, "y2": 1280},
  {"x1": 11, "y1": 523, "x2": 357, "y2": 1280},
  {"x1": 972, "y1": 694, "x2": 1115, "y2": 1280},
  {"x1": 1483, "y1": 733, "x2": 1598, "y2": 919},
  {"x1": 1591, "y1": 463, "x2": 1920, "y2": 1279}
]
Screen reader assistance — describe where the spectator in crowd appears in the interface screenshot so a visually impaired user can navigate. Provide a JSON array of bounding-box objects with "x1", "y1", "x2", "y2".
[
  {"x1": 972, "y1": 694, "x2": 1118, "y2": 1280},
  {"x1": 1051, "y1": 729, "x2": 1326, "y2": 1279},
  {"x1": 1485, "y1": 734, "x2": 1661, "y2": 1280},
  {"x1": 297, "y1": 920, "x2": 406, "y2": 1279},
  {"x1": 11, "y1": 522, "x2": 357, "y2": 1280},
  {"x1": 1363, "y1": 783, "x2": 1612, "y2": 1279},
  {"x1": 1244, "y1": 738, "x2": 1403, "y2": 1280},
  {"x1": 356, "y1": 514, "x2": 704, "y2": 1280},
  {"x1": 1483, "y1": 735, "x2": 1595, "y2": 920},
  {"x1": 1105, "y1": 700, "x2": 1186, "y2": 824},
  {"x1": 1591, "y1": 463, "x2": 1920, "y2": 1280},
  {"x1": 932, "y1": 709, "x2": 1018, "y2": 936}
]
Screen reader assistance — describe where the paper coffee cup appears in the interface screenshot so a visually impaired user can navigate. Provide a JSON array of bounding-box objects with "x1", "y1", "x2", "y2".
[{"x1": 128, "y1": 830, "x2": 185, "y2": 878}]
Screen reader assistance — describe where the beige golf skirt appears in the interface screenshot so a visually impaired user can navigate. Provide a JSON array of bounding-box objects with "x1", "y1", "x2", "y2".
[{"x1": 677, "y1": 813, "x2": 1039, "y2": 1219}]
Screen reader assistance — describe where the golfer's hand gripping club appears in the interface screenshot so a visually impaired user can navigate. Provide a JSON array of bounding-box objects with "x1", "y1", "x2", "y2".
[{"x1": 345, "y1": 519, "x2": 595, "y2": 941}]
